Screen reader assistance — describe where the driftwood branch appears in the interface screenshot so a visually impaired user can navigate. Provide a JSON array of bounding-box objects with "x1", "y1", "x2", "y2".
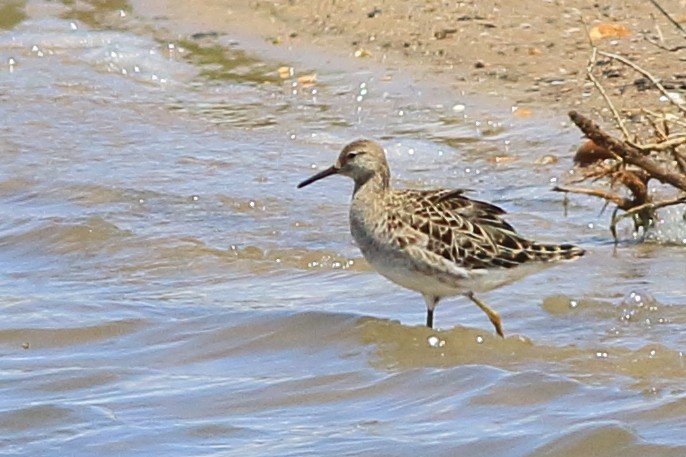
[
  {"x1": 568, "y1": 111, "x2": 686, "y2": 190},
  {"x1": 562, "y1": 111, "x2": 686, "y2": 242}
]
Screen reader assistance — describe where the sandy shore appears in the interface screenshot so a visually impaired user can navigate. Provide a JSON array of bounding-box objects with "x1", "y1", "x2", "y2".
[{"x1": 133, "y1": 0, "x2": 686, "y2": 120}]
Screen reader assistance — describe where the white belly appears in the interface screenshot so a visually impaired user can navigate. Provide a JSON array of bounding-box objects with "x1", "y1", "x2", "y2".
[{"x1": 365, "y1": 253, "x2": 476, "y2": 297}]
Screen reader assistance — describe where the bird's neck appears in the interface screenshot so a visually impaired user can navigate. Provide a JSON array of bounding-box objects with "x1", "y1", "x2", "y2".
[{"x1": 352, "y1": 170, "x2": 390, "y2": 198}]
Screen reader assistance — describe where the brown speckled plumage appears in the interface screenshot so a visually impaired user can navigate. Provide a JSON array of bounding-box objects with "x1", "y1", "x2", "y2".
[{"x1": 298, "y1": 139, "x2": 585, "y2": 336}]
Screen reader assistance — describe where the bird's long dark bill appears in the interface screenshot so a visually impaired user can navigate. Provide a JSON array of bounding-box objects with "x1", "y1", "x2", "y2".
[{"x1": 297, "y1": 166, "x2": 339, "y2": 188}]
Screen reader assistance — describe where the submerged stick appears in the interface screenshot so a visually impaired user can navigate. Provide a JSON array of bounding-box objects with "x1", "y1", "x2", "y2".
[{"x1": 610, "y1": 195, "x2": 686, "y2": 239}]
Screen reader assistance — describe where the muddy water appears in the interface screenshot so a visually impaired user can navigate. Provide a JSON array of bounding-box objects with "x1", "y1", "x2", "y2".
[{"x1": 1, "y1": 2, "x2": 686, "y2": 456}]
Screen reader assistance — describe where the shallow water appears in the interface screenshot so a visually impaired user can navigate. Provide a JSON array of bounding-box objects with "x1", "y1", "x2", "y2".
[{"x1": 1, "y1": 1, "x2": 686, "y2": 456}]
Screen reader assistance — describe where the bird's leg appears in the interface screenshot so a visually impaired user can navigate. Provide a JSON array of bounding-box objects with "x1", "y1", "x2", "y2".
[
  {"x1": 422, "y1": 295, "x2": 440, "y2": 328},
  {"x1": 465, "y1": 291, "x2": 504, "y2": 337}
]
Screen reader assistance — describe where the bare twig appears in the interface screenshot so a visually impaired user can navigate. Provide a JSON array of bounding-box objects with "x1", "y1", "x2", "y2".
[
  {"x1": 655, "y1": 21, "x2": 665, "y2": 46},
  {"x1": 645, "y1": 34, "x2": 686, "y2": 52},
  {"x1": 627, "y1": 135, "x2": 686, "y2": 152},
  {"x1": 552, "y1": 185, "x2": 633, "y2": 209},
  {"x1": 610, "y1": 195, "x2": 686, "y2": 238},
  {"x1": 643, "y1": 109, "x2": 686, "y2": 129},
  {"x1": 584, "y1": 47, "x2": 631, "y2": 141},
  {"x1": 645, "y1": 112, "x2": 669, "y2": 141},
  {"x1": 647, "y1": 0, "x2": 686, "y2": 39},
  {"x1": 598, "y1": 50, "x2": 686, "y2": 114}
]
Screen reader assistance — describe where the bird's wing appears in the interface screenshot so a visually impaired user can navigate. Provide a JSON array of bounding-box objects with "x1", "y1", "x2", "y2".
[
  {"x1": 430, "y1": 189, "x2": 516, "y2": 232},
  {"x1": 386, "y1": 189, "x2": 533, "y2": 272}
]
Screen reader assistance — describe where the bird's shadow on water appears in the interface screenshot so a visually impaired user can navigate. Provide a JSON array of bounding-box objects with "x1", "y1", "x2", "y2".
[{"x1": 353, "y1": 316, "x2": 686, "y2": 392}]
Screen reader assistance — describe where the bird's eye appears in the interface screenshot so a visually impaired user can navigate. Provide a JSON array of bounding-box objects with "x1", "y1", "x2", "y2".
[{"x1": 347, "y1": 151, "x2": 363, "y2": 160}]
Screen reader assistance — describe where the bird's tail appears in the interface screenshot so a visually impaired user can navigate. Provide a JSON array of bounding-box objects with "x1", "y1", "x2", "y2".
[{"x1": 525, "y1": 242, "x2": 585, "y2": 262}]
